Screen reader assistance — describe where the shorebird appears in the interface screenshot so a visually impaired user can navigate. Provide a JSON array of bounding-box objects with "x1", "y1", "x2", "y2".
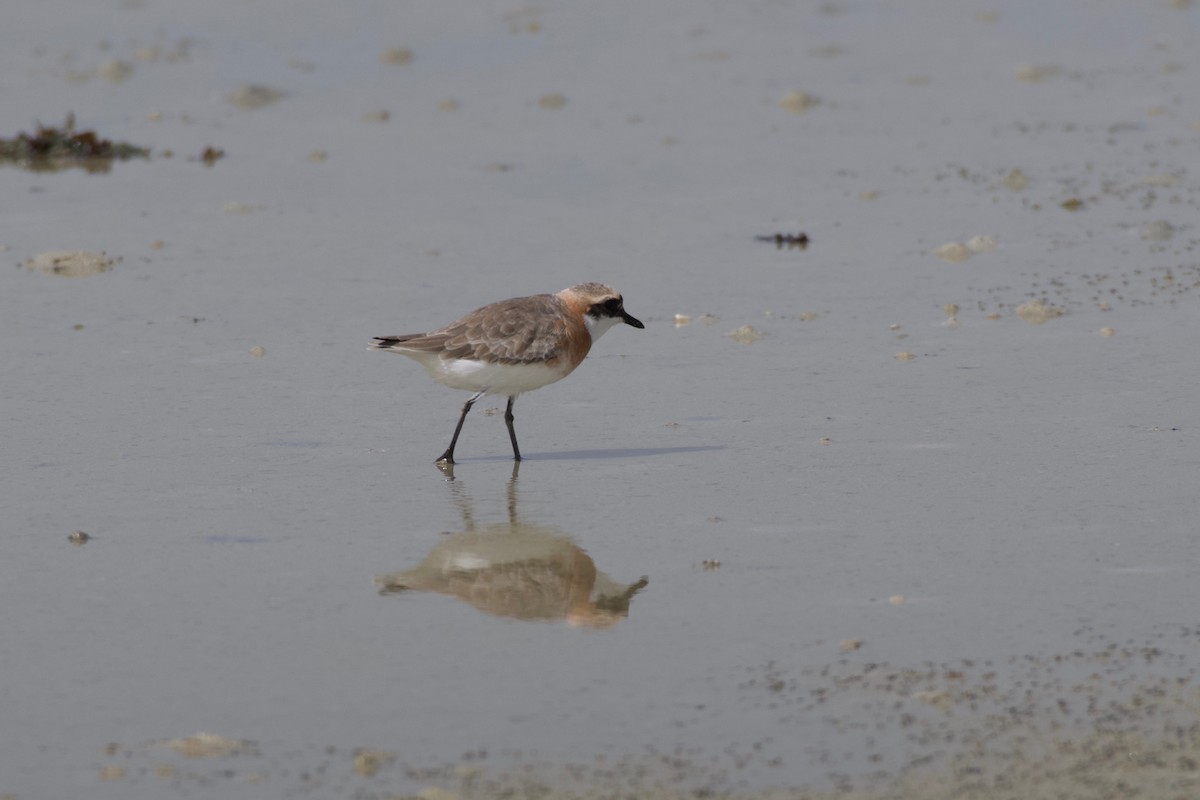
[{"x1": 371, "y1": 283, "x2": 643, "y2": 463}]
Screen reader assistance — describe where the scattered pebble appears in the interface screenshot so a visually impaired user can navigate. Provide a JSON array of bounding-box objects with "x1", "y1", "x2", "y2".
[
  {"x1": 943, "y1": 303, "x2": 960, "y2": 317},
  {"x1": 915, "y1": 689, "x2": 955, "y2": 710},
  {"x1": 503, "y1": 6, "x2": 543, "y2": 34},
  {"x1": 819, "y1": 437, "x2": 832, "y2": 446},
  {"x1": 228, "y1": 85, "x2": 285, "y2": 109},
  {"x1": 68, "y1": 530, "x2": 91, "y2": 546},
  {"x1": 380, "y1": 47, "x2": 414, "y2": 65},
  {"x1": 1099, "y1": 327, "x2": 1117, "y2": 337},
  {"x1": 538, "y1": 92, "x2": 567, "y2": 110},
  {"x1": 1142, "y1": 173, "x2": 1179, "y2": 187},
  {"x1": 26, "y1": 251, "x2": 114, "y2": 278},
  {"x1": 249, "y1": 346, "x2": 266, "y2": 358},
  {"x1": 1002, "y1": 168, "x2": 1029, "y2": 191},
  {"x1": 839, "y1": 639, "x2": 863, "y2": 653},
  {"x1": 726, "y1": 325, "x2": 764, "y2": 344},
  {"x1": 353, "y1": 749, "x2": 396, "y2": 777},
  {"x1": 418, "y1": 787, "x2": 462, "y2": 800},
  {"x1": 810, "y1": 44, "x2": 845, "y2": 58},
  {"x1": 965, "y1": 234, "x2": 996, "y2": 253},
  {"x1": 198, "y1": 146, "x2": 224, "y2": 166},
  {"x1": 97, "y1": 59, "x2": 133, "y2": 83},
  {"x1": 934, "y1": 242, "x2": 971, "y2": 263},
  {"x1": 1016, "y1": 299, "x2": 1065, "y2": 324},
  {"x1": 162, "y1": 733, "x2": 257, "y2": 758},
  {"x1": 1140, "y1": 220, "x2": 1175, "y2": 241},
  {"x1": 673, "y1": 314, "x2": 691, "y2": 327},
  {"x1": 779, "y1": 90, "x2": 818, "y2": 114},
  {"x1": 1060, "y1": 197, "x2": 1084, "y2": 211},
  {"x1": 1016, "y1": 64, "x2": 1058, "y2": 82},
  {"x1": 936, "y1": 237, "x2": 994, "y2": 264},
  {"x1": 894, "y1": 351, "x2": 917, "y2": 361},
  {"x1": 361, "y1": 110, "x2": 391, "y2": 123},
  {"x1": 888, "y1": 594, "x2": 906, "y2": 605}
]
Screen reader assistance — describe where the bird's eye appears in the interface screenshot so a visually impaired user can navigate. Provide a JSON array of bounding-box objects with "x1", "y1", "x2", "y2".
[{"x1": 604, "y1": 298, "x2": 621, "y2": 312}]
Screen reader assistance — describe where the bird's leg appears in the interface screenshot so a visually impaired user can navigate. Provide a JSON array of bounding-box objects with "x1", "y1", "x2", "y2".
[
  {"x1": 438, "y1": 391, "x2": 485, "y2": 464},
  {"x1": 505, "y1": 395, "x2": 521, "y2": 461}
]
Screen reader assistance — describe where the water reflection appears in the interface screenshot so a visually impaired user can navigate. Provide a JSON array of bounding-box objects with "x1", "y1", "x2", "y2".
[{"x1": 376, "y1": 463, "x2": 648, "y2": 627}]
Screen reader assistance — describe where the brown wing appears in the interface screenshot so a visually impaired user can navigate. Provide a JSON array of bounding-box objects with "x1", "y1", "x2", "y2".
[{"x1": 374, "y1": 294, "x2": 577, "y2": 365}]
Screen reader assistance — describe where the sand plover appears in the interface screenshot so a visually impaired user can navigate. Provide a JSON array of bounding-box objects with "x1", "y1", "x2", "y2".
[{"x1": 371, "y1": 283, "x2": 643, "y2": 464}]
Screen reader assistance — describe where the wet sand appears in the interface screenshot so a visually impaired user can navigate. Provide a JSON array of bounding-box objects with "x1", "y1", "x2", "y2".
[{"x1": 3, "y1": 1, "x2": 1200, "y2": 798}]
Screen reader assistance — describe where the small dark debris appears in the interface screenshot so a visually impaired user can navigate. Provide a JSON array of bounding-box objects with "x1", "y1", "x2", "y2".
[
  {"x1": 0, "y1": 114, "x2": 150, "y2": 173},
  {"x1": 756, "y1": 232, "x2": 810, "y2": 250},
  {"x1": 198, "y1": 146, "x2": 224, "y2": 167},
  {"x1": 68, "y1": 530, "x2": 91, "y2": 546}
]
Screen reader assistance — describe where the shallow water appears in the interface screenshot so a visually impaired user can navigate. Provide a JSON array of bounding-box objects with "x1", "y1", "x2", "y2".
[{"x1": 4, "y1": 1, "x2": 1200, "y2": 797}]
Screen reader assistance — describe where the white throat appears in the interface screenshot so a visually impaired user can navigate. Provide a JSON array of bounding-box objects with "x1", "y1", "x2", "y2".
[{"x1": 584, "y1": 313, "x2": 622, "y2": 341}]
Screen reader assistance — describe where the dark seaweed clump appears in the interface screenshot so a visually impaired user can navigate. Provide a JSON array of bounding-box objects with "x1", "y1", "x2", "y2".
[
  {"x1": 0, "y1": 114, "x2": 150, "y2": 173},
  {"x1": 755, "y1": 232, "x2": 810, "y2": 251}
]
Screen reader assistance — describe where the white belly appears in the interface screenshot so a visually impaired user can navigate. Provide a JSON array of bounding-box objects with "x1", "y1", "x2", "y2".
[{"x1": 423, "y1": 356, "x2": 574, "y2": 396}]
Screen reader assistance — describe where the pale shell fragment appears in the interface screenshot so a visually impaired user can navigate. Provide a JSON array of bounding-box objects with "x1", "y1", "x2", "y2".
[
  {"x1": 1016, "y1": 299, "x2": 1064, "y2": 324},
  {"x1": 934, "y1": 242, "x2": 971, "y2": 263}
]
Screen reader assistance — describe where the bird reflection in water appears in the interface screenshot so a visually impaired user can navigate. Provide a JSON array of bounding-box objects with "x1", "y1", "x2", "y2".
[{"x1": 376, "y1": 463, "x2": 648, "y2": 628}]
